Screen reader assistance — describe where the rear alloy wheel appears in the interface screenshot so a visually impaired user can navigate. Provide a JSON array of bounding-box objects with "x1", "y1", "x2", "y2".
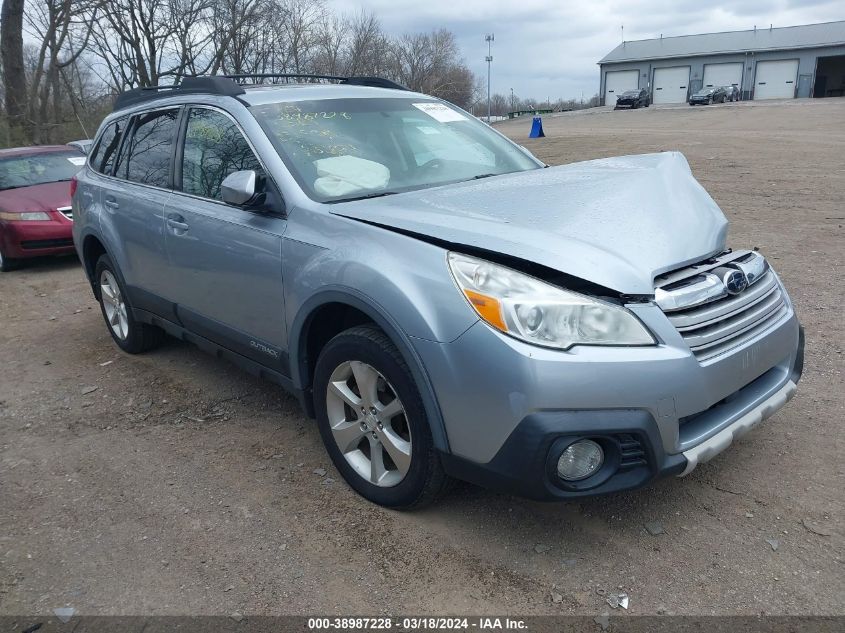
[
  {"x1": 314, "y1": 325, "x2": 451, "y2": 508},
  {"x1": 100, "y1": 269, "x2": 129, "y2": 340},
  {"x1": 94, "y1": 254, "x2": 164, "y2": 354}
]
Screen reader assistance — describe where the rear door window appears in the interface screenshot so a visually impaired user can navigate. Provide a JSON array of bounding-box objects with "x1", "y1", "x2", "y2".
[
  {"x1": 116, "y1": 108, "x2": 180, "y2": 188},
  {"x1": 89, "y1": 118, "x2": 128, "y2": 175}
]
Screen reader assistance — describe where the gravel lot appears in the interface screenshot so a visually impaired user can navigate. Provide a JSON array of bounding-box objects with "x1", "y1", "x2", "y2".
[{"x1": 1, "y1": 98, "x2": 843, "y2": 617}]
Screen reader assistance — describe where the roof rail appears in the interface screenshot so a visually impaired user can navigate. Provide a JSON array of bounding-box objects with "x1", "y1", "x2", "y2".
[
  {"x1": 223, "y1": 73, "x2": 409, "y2": 91},
  {"x1": 112, "y1": 76, "x2": 246, "y2": 111},
  {"x1": 112, "y1": 73, "x2": 409, "y2": 112}
]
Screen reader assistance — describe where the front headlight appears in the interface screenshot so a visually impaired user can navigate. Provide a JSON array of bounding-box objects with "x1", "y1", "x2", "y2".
[
  {"x1": 447, "y1": 252, "x2": 655, "y2": 350},
  {"x1": 0, "y1": 211, "x2": 51, "y2": 221}
]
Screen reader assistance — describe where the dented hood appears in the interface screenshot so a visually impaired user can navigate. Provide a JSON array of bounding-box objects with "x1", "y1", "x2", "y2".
[{"x1": 331, "y1": 152, "x2": 728, "y2": 295}]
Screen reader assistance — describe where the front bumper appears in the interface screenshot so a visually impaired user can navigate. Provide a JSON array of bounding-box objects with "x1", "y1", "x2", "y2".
[
  {"x1": 415, "y1": 299, "x2": 803, "y2": 500},
  {"x1": 0, "y1": 219, "x2": 74, "y2": 258}
]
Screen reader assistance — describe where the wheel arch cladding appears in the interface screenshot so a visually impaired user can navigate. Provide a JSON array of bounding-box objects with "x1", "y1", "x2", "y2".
[
  {"x1": 290, "y1": 289, "x2": 451, "y2": 453},
  {"x1": 82, "y1": 234, "x2": 107, "y2": 284}
]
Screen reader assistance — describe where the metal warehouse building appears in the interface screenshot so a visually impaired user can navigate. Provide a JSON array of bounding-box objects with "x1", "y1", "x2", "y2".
[{"x1": 599, "y1": 20, "x2": 845, "y2": 105}]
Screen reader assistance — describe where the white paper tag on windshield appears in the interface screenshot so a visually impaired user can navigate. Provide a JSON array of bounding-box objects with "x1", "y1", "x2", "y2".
[
  {"x1": 66, "y1": 156, "x2": 86, "y2": 166},
  {"x1": 413, "y1": 102, "x2": 465, "y2": 123}
]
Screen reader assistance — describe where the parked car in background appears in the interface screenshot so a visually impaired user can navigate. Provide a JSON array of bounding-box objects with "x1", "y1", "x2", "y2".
[
  {"x1": 72, "y1": 76, "x2": 802, "y2": 509},
  {"x1": 67, "y1": 139, "x2": 94, "y2": 154},
  {"x1": 615, "y1": 89, "x2": 650, "y2": 109},
  {"x1": 689, "y1": 87, "x2": 727, "y2": 105},
  {"x1": 723, "y1": 85, "x2": 741, "y2": 102},
  {"x1": 0, "y1": 146, "x2": 84, "y2": 271}
]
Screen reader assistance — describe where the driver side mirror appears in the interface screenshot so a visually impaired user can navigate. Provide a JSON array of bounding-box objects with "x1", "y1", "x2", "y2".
[{"x1": 221, "y1": 170, "x2": 258, "y2": 206}]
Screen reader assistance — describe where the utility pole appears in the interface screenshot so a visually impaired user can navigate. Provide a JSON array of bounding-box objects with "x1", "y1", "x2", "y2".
[
  {"x1": 485, "y1": 33, "x2": 494, "y2": 123},
  {"x1": 510, "y1": 87, "x2": 514, "y2": 113}
]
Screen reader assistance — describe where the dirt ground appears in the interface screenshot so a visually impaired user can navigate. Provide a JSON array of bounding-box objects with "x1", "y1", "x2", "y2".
[{"x1": 1, "y1": 99, "x2": 843, "y2": 618}]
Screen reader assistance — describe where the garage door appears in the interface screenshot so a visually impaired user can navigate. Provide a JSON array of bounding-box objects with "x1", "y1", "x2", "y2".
[
  {"x1": 653, "y1": 66, "x2": 690, "y2": 103},
  {"x1": 703, "y1": 62, "x2": 743, "y2": 89},
  {"x1": 604, "y1": 70, "x2": 639, "y2": 104},
  {"x1": 754, "y1": 60, "x2": 798, "y2": 99}
]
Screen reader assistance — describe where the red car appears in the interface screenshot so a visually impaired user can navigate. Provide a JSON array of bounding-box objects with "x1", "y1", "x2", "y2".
[{"x1": 0, "y1": 145, "x2": 85, "y2": 271}]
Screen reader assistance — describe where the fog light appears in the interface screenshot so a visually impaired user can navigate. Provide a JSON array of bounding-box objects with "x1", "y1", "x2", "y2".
[{"x1": 557, "y1": 439, "x2": 604, "y2": 481}]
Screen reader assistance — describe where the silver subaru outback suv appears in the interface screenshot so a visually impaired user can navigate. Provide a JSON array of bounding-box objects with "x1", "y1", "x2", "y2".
[{"x1": 72, "y1": 75, "x2": 803, "y2": 508}]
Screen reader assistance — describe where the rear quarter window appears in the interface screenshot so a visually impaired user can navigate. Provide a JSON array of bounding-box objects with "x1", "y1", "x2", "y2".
[{"x1": 89, "y1": 118, "x2": 128, "y2": 175}]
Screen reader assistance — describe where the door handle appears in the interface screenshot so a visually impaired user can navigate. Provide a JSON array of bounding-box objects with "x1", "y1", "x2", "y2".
[
  {"x1": 166, "y1": 217, "x2": 189, "y2": 232},
  {"x1": 104, "y1": 197, "x2": 119, "y2": 210}
]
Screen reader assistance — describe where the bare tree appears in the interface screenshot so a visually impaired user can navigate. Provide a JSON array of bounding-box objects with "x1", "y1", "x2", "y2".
[
  {"x1": 208, "y1": 0, "x2": 261, "y2": 75},
  {"x1": 312, "y1": 12, "x2": 347, "y2": 77},
  {"x1": 343, "y1": 10, "x2": 389, "y2": 77},
  {"x1": 1, "y1": 0, "x2": 28, "y2": 138},
  {"x1": 24, "y1": 0, "x2": 97, "y2": 142},
  {"x1": 3, "y1": 0, "x2": 483, "y2": 145},
  {"x1": 89, "y1": 0, "x2": 216, "y2": 89}
]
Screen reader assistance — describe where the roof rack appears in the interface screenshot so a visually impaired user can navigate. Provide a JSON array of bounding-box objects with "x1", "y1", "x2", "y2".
[
  {"x1": 223, "y1": 73, "x2": 408, "y2": 91},
  {"x1": 112, "y1": 74, "x2": 409, "y2": 112},
  {"x1": 112, "y1": 76, "x2": 246, "y2": 111}
]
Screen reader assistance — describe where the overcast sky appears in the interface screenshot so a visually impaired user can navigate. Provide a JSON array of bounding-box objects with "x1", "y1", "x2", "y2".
[{"x1": 330, "y1": 0, "x2": 843, "y2": 102}]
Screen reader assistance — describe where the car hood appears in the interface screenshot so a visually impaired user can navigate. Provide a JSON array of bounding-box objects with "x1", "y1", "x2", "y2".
[
  {"x1": 0, "y1": 180, "x2": 72, "y2": 212},
  {"x1": 332, "y1": 152, "x2": 728, "y2": 295}
]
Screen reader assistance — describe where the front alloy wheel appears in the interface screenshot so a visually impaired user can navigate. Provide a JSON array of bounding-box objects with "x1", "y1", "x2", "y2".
[
  {"x1": 313, "y1": 325, "x2": 451, "y2": 508},
  {"x1": 325, "y1": 360, "x2": 412, "y2": 487}
]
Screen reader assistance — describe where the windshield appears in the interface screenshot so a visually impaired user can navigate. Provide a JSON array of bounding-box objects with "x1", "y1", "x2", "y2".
[
  {"x1": 695, "y1": 89, "x2": 715, "y2": 96},
  {"x1": 0, "y1": 151, "x2": 85, "y2": 191},
  {"x1": 252, "y1": 98, "x2": 540, "y2": 202},
  {"x1": 621, "y1": 90, "x2": 640, "y2": 97}
]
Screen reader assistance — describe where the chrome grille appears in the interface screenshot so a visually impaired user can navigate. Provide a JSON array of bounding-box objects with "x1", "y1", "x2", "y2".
[
  {"x1": 655, "y1": 251, "x2": 788, "y2": 363},
  {"x1": 57, "y1": 205, "x2": 73, "y2": 221}
]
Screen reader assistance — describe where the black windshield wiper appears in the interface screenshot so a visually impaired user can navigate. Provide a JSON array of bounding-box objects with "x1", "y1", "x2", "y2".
[
  {"x1": 330, "y1": 191, "x2": 400, "y2": 203},
  {"x1": 472, "y1": 173, "x2": 497, "y2": 180}
]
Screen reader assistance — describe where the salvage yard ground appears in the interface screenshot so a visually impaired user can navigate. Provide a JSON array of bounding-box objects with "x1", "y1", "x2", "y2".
[{"x1": 1, "y1": 98, "x2": 843, "y2": 616}]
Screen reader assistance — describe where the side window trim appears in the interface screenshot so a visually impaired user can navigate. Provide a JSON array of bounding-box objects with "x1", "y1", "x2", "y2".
[
  {"x1": 174, "y1": 103, "x2": 284, "y2": 214},
  {"x1": 173, "y1": 104, "x2": 191, "y2": 193}
]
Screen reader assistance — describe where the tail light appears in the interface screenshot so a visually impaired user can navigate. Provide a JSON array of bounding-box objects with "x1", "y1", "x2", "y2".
[{"x1": 70, "y1": 175, "x2": 78, "y2": 198}]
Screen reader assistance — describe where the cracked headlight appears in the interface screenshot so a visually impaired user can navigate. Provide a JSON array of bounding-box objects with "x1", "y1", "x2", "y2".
[{"x1": 448, "y1": 252, "x2": 655, "y2": 350}]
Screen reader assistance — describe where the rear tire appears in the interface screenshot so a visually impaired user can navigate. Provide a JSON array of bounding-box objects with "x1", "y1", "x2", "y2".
[
  {"x1": 313, "y1": 325, "x2": 451, "y2": 509},
  {"x1": 94, "y1": 254, "x2": 165, "y2": 354}
]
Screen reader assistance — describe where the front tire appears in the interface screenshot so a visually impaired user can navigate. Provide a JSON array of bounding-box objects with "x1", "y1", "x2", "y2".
[
  {"x1": 313, "y1": 325, "x2": 451, "y2": 509},
  {"x1": 95, "y1": 254, "x2": 164, "y2": 354},
  {"x1": 0, "y1": 247, "x2": 18, "y2": 272}
]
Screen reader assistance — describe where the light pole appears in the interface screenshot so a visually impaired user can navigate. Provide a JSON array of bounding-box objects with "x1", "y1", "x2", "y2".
[{"x1": 485, "y1": 34, "x2": 494, "y2": 123}]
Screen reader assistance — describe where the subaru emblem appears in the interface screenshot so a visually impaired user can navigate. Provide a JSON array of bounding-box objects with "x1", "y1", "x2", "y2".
[{"x1": 722, "y1": 269, "x2": 748, "y2": 295}]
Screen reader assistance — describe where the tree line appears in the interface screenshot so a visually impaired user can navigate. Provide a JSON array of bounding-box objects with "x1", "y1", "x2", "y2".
[
  {"x1": 0, "y1": 0, "x2": 480, "y2": 146},
  {"x1": 486, "y1": 92, "x2": 601, "y2": 117}
]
